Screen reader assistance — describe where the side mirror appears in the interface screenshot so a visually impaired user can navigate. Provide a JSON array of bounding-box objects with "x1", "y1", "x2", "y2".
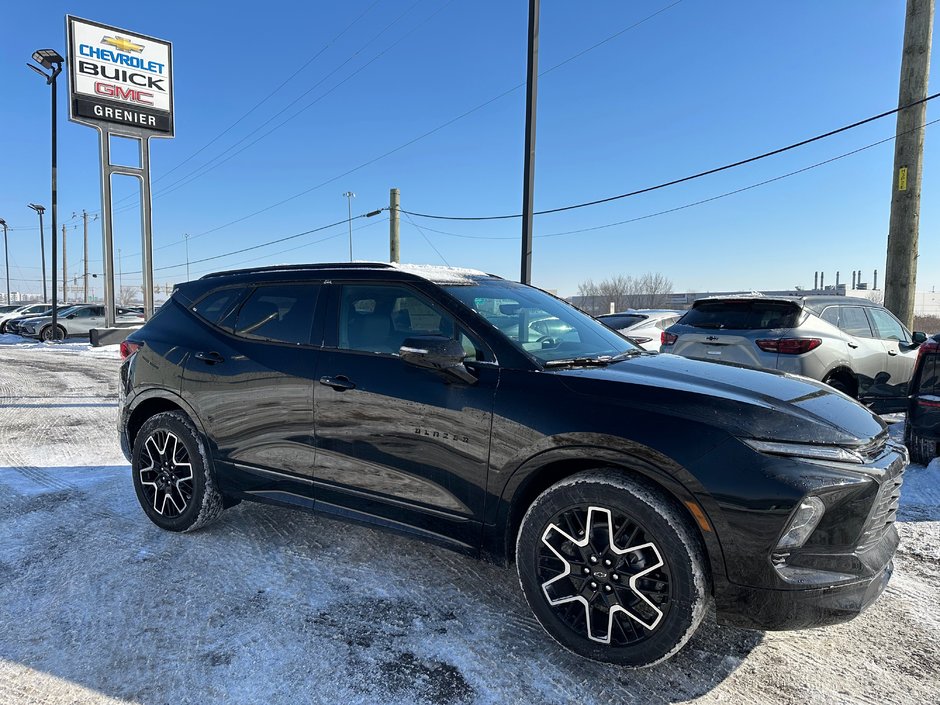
[
  {"x1": 400, "y1": 336, "x2": 476, "y2": 384},
  {"x1": 912, "y1": 331, "x2": 928, "y2": 345}
]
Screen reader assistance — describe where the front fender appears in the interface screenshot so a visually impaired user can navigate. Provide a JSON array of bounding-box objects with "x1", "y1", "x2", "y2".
[{"x1": 486, "y1": 436, "x2": 729, "y2": 581}]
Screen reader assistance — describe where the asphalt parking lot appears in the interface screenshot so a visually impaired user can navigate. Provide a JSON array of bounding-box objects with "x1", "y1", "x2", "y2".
[{"x1": 1, "y1": 339, "x2": 938, "y2": 705}]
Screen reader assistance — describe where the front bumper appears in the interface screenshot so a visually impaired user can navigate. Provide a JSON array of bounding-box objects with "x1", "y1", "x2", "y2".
[{"x1": 715, "y1": 558, "x2": 894, "y2": 631}]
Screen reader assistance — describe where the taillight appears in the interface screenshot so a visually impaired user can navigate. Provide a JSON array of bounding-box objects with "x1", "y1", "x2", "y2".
[
  {"x1": 628, "y1": 336, "x2": 653, "y2": 345},
  {"x1": 916, "y1": 340, "x2": 939, "y2": 361},
  {"x1": 661, "y1": 331, "x2": 678, "y2": 346},
  {"x1": 916, "y1": 398, "x2": 940, "y2": 409},
  {"x1": 120, "y1": 340, "x2": 142, "y2": 359},
  {"x1": 756, "y1": 338, "x2": 822, "y2": 354}
]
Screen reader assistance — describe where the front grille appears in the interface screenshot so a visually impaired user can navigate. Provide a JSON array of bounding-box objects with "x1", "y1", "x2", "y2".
[{"x1": 856, "y1": 464, "x2": 904, "y2": 553}]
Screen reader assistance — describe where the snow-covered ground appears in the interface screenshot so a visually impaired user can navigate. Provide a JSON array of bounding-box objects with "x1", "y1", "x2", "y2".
[{"x1": 0, "y1": 340, "x2": 938, "y2": 705}]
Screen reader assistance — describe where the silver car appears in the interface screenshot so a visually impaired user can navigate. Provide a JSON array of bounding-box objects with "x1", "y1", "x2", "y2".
[
  {"x1": 597, "y1": 309, "x2": 683, "y2": 351},
  {"x1": 661, "y1": 295, "x2": 928, "y2": 412},
  {"x1": 22, "y1": 304, "x2": 144, "y2": 340}
]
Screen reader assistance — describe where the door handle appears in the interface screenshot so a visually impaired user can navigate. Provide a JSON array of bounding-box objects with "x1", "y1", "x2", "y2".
[
  {"x1": 887, "y1": 349, "x2": 898, "y2": 356},
  {"x1": 319, "y1": 375, "x2": 356, "y2": 391},
  {"x1": 847, "y1": 341, "x2": 859, "y2": 349},
  {"x1": 195, "y1": 351, "x2": 224, "y2": 364}
]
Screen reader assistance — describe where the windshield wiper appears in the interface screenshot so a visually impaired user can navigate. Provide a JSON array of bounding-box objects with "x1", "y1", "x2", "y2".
[{"x1": 543, "y1": 351, "x2": 639, "y2": 368}]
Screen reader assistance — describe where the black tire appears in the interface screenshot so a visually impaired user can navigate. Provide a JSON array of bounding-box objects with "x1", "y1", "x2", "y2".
[
  {"x1": 516, "y1": 469, "x2": 710, "y2": 667},
  {"x1": 131, "y1": 410, "x2": 225, "y2": 532},
  {"x1": 906, "y1": 428, "x2": 938, "y2": 466},
  {"x1": 40, "y1": 324, "x2": 66, "y2": 341},
  {"x1": 824, "y1": 376, "x2": 853, "y2": 397}
]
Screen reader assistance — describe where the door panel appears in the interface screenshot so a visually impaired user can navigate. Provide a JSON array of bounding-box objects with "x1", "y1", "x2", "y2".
[
  {"x1": 312, "y1": 282, "x2": 497, "y2": 548},
  {"x1": 180, "y1": 283, "x2": 322, "y2": 491}
]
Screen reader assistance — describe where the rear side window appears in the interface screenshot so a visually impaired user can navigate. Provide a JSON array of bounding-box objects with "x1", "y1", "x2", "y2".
[
  {"x1": 233, "y1": 284, "x2": 320, "y2": 345},
  {"x1": 920, "y1": 352, "x2": 940, "y2": 395},
  {"x1": 192, "y1": 288, "x2": 244, "y2": 325},
  {"x1": 837, "y1": 306, "x2": 873, "y2": 337},
  {"x1": 598, "y1": 314, "x2": 646, "y2": 330},
  {"x1": 681, "y1": 301, "x2": 801, "y2": 330}
]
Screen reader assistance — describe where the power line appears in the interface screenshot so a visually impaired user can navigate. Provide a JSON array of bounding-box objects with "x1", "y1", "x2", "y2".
[
  {"x1": 401, "y1": 92, "x2": 940, "y2": 221},
  {"x1": 403, "y1": 210, "x2": 450, "y2": 265},
  {"x1": 120, "y1": 209, "x2": 387, "y2": 276},
  {"x1": 413, "y1": 118, "x2": 940, "y2": 241}
]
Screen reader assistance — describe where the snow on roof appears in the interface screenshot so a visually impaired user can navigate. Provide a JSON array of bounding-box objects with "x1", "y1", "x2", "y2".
[{"x1": 388, "y1": 262, "x2": 491, "y2": 284}]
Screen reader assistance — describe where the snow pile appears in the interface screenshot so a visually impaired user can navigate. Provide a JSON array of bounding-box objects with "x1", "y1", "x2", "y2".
[{"x1": 0, "y1": 333, "x2": 121, "y2": 358}]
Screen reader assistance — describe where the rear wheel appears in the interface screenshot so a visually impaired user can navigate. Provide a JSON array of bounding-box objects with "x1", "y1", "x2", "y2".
[
  {"x1": 824, "y1": 374, "x2": 854, "y2": 397},
  {"x1": 906, "y1": 429, "x2": 938, "y2": 466},
  {"x1": 131, "y1": 410, "x2": 225, "y2": 532},
  {"x1": 515, "y1": 469, "x2": 710, "y2": 667}
]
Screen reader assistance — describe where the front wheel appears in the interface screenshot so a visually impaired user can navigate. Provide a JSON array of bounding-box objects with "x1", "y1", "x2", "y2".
[
  {"x1": 131, "y1": 410, "x2": 225, "y2": 532},
  {"x1": 40, "y1": 324, "x2": 66, "y2": 341},
  {"x1": 516, "y1": 469, "x2": 710, "y2": 667}
]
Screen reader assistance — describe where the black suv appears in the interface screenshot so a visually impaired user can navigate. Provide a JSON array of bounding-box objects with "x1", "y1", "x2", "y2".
[
  {"x1": 905, "y1": 333, "x2": 940, "y2": 465},
  {"x1": 119, "y1": 263, "x2": 906, "y2": 667}
]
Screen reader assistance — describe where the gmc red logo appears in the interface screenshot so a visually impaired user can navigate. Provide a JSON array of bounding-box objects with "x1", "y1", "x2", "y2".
[{"x1": 94, "y1": 81, "x2": 153, "y2": 106}]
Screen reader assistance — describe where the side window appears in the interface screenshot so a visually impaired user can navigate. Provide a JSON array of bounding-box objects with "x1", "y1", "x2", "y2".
[
  {"x1": 868, "y1": 308, "x2": 909, "y2": 343},
  {"x1": 838, "y1": 307, "x2": 873, "y2": 337},
  {"x1": 339, "y1": 284, "x2": 456, "y2": 354},
  {"x1": 233, "y1": 283, "x2": 320, "y2": 345},
  {"x1": 820, "y1": 307, "x2": 840, "y2": 327},
  {"x1": 193, "y1": 288, "x2": 244, "y2": 325}
]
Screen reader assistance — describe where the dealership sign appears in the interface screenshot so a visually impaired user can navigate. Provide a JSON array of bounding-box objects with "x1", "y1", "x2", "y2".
[{"x1": 67, "y1": 16, "x2": 174, "y2": 136}]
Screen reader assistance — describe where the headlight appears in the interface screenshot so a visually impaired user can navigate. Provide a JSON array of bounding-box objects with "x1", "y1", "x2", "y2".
[
  {"x1": 776, "y1": 496, "x2": 826, "y2": 549},
  {"x1": 743, "y1": 439, "x2": 864, "y2": 464}
]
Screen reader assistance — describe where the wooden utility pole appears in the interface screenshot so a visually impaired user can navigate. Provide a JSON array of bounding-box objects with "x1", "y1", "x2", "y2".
[
  {"x1": 885, "y1": 0, "x2": 935, "y2": 328},
  {"x1": 389, "y1": 188, "x2": 400, "y2": 263}
]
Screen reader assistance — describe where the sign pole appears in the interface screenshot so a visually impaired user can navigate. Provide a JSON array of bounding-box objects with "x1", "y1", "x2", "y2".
[{"x1": 97, "y1": 128, "x2": 116, "y2": 327}]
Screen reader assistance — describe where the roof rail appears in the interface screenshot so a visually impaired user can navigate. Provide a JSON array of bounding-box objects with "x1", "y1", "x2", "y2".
[{"x1": 199, "y1": 262, "x2": 395, "y2": 280}]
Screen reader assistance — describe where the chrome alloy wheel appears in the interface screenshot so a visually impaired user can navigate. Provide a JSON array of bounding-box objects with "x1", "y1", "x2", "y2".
[
  {"x1": 138, "y1": 430, "x2": 194, "y2": 517},
  {"x1": 538, "y1": 505, "x2": 671, "y2": 646}
]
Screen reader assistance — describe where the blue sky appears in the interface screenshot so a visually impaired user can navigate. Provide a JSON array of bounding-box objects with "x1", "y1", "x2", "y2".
[{"x1": 0, "y1": 0, "x2": 936, "y2": 298}]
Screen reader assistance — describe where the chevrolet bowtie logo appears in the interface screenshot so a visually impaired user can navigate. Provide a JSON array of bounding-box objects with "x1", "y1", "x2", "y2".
[{"x1": 101, "y1": 35, "x2": 145, "y2": 53}]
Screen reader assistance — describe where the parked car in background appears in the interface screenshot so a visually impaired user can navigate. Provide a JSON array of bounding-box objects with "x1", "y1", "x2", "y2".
[
  {"x1": 661, "y1": 295, "x2": 928, "y2": 413},
  {"x1": 597, "y1": 310, "x2": 683, "y2": 351},
  {"x1": 22, "y1": 304, "x2": 144, "y2": 340},
  {"x1": 0, "y1": 303, "x2": 59, "y2": 333},
  {"x1": 119, "y1": 262, "x2": 904, "y2": 667},
  {"x1": 905, "y1": 332, "x2": 940, "y2": 465}
]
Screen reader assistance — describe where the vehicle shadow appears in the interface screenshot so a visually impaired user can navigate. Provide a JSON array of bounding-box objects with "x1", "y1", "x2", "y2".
[{"x1": 0, "y1": 464, "x2": 762, "y2": 705}]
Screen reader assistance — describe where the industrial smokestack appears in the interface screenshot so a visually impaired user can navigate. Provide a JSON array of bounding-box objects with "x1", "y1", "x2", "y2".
[
  {"x1": 814, "y1": 272, "x2": 819, "y2": 290},
  {"x1": 836, "y1": 271, "x2": 840, "y2": 287},
  {"x1": 852, "y1": 271, "x2": 857, "y2": 289},
  {"x1": 820, "y1": 272, "x2": 825, "y2": 289}
]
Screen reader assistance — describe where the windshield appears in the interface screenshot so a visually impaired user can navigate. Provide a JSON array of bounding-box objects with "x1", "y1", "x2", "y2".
[{"x1": 445, "y1": 281, "x2": 638, "y2": 364}]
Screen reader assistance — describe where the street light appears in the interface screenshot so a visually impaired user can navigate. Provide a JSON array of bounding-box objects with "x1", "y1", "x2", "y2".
[
  {"x1": 27, "y1": 203, "x2": 48, "y2": 302},
  {"x1": 343, "y1": 191, "x2": 356, "y2": 261},
  {"x1": 27, "y1": 47, "x2": 64, "y2": 341},
  {"x1": 0, "y1": 218, "x2": 9, "y2": 305}
]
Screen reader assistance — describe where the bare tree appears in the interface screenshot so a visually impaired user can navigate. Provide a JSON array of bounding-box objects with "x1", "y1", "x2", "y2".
[
  {"x1": 118, "y1": 286, "x2": 141, "y2": 306},
  {"x1": 574, "y1": 272, "x2": 674, "y2": 313},
  {"x1": 865, "y1": 289, "x2": 885, "y2": 306}
]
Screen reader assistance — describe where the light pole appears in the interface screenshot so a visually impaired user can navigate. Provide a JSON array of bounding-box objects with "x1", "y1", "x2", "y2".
[
  {"x1": 28, "y1": 48, "x2": 64, "y2": 340},
  {"x1": 27, "y1": 203, "x2": 47, "y2": 302},
  {"x1": 0, "y1": 218, "x2": 9, "y2": 305},
  {"x1": 343, "y1": 191, "x2": 356, "y2": 261}
]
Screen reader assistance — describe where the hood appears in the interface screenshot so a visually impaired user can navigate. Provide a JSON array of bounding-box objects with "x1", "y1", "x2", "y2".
[{"x1": 556, "y1": 353, "x2": 885, "y2": 446}]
